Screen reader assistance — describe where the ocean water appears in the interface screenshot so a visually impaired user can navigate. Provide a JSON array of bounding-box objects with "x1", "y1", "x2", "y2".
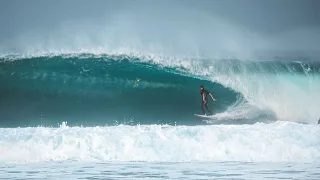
[
  {"x1": 0, "y1": 122, "x2": 320, "y2": 179},
  {"x1": 2, "y1": 162, "x2": 320, "y2": 179},
  {"x1": 1, "y1": 54, "x2": 319, "y2": 126},
  {"x1": 0, "y1": 53, "x2": 320, "y2": 179},
  {"x1": 1, "y1": 0, "x2": 320, "y2": 178}
]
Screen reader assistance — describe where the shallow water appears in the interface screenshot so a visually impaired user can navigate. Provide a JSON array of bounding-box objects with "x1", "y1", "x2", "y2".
[{"x1": 1, "y1": 162, "x2": 320, "y2": 180}]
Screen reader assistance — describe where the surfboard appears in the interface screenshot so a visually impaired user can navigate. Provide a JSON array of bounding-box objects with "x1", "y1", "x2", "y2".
[{"x1": 194, "y1": 114, "x2": 211, "y2": 118}]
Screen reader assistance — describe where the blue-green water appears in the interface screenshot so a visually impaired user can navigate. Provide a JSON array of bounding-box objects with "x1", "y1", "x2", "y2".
[
  {"x1": 1, "y1": 1, "x2": 320, "y2": 179},
  {"x1": 0, "y1": 54, "x2": 242, "y2": 127},
  {"x1": 1, "y1": 54, "x2": 319, "y2": 127},
  {"x1": 0, "y1": 54, "x2": 320, "y2": 180}
]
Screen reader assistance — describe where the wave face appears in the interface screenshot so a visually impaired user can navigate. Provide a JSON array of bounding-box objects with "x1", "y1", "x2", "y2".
[
  {"x1": 0, "y1": 53, "x2": 320, "y2": 127},
  {"x1": 0, "y1": 122, "x2": 319, "y2": 163},
  {"x1": 0, "y1": 54, "x2": 241, "y2": 127}
]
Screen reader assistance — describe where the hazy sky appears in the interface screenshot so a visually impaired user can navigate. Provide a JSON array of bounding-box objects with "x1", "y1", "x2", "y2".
[
  {"x1": 0, "y1": 0, "x2": 319, "y2": 58},
  {"x1": 1, "y1": 0, "x2": 319, "y2": 36}
]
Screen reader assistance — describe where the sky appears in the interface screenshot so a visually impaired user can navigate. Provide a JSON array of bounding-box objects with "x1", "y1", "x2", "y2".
[{"x1": 0, "y1": 0, "x2": 319, "y2": 58}]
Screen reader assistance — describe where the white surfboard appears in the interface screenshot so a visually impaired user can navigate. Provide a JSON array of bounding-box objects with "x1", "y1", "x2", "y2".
[{"x1": 194, "y1": 114, "x2": 211, "y2": 118}]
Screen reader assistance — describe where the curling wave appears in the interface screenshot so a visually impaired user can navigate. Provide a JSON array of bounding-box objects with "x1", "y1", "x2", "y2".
[{"x1": 0, "y1": 53, "x2": 319, "y2": 127}]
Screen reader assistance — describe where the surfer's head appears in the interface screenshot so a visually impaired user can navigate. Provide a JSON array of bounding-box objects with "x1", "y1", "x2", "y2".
[{"x1": 200, "y1": 85, "x2": 204, "y2": 91}]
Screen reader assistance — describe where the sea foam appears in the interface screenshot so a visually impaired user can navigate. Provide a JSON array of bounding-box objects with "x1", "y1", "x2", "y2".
[{"x1": 0, "y1": 122, "x2": 319, "y2": 164}]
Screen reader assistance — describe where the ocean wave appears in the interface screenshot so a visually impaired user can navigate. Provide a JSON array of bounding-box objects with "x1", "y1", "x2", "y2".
[{"x1": 0, "y1": 53, "x2": 319, "y2": 126}]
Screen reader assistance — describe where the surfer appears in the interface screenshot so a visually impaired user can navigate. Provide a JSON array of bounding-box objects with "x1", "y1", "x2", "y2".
[{"x1": 200, "y1": 85, "x2": 216, "y2": 115}]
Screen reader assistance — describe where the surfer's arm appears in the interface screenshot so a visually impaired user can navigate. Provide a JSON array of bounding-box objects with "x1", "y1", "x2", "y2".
[{"x1": 209, "y1": 93, "x2": 216, "y2": 101}]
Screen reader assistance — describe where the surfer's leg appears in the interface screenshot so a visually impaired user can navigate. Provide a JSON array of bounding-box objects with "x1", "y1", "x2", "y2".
[
  {"x1": 201, "y1": 102, "x2": 206, "y2": 115},
  {"x1": 205, "y1": 103, "x2": 212, "y2": 115}
]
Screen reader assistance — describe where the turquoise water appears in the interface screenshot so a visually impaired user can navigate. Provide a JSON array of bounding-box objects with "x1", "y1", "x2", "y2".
[
  {"x1": 1, "y1": 1, "x2": 319, "y2": 179},
  {"x1": 1, "y1": 54, "x2": 320, "y2": 180},
  {"x1": 1, "y1": 54, "x2": 319, "y2": 126},
  {"x1": 0, "y1": 55, "x2": 241, "y2": 127}
]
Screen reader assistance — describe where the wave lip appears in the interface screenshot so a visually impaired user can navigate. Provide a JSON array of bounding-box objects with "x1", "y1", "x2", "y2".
[{"x1": 0, "y1": 122, "x2": 319, "y2": 163}]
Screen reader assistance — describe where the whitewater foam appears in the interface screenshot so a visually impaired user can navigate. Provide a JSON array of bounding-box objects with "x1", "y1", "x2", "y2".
[{"x1": 0, "y1": 122, "x2": 319, "y2": 164}]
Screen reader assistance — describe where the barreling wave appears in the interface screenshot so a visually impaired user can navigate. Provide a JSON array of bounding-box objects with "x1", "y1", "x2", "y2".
[
  {"x1": 0, "y1": 54, "x2": 242, "y2": 127},
  {"x1": 0, "y1": 53, "x2": 320, "y2": 127}
]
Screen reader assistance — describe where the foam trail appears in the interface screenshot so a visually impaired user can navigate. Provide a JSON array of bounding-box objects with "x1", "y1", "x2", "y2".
[{"x1": 0, "y1": 122, "x2": 319, "y2": 163}]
